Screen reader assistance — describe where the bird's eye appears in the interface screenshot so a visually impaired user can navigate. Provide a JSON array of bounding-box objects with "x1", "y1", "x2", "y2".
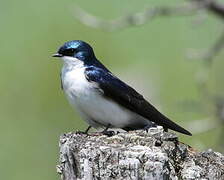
[{"x1": 62, "y1": 48, "x2": 76, "y2": 56}]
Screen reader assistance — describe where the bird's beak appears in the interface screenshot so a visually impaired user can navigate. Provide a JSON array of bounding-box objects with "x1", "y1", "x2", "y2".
[{"x1": 52, "y1": 53, "x2": 63, "y2": 57}]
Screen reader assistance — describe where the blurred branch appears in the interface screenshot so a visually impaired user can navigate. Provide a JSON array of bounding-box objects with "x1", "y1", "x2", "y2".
[
  {"x1": 203, "y1": 30, "x2": 224, "y2": 63},
  {"x1": 73, "y1": 0, "x2": 224, "y2": 60},
  {"x1": 214, "y1": 97, "x2": 224, "y2": 123},
  {"x1": 73, "y1": 0, "x2": 224, "y2": 31},
  {"x1": 214, "y1": 97, "x2": 224, "y2": 149},
  {"x1": 73, "y1": 3, "x2": 207, "y2": 31},
  {"x1": 193, "y1": 0, "x2": 224, "y2": 18},
  {"x1": 187, "y1": 30, "x2": 224, "y2": 64}
]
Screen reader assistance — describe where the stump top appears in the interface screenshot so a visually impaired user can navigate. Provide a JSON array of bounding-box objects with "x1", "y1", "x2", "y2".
[{"x1": 58, "y1": 127, "x2": 224, "y2": 180}]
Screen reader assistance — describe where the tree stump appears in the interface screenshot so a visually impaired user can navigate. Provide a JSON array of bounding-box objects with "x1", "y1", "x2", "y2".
[{"x1": 57, "y1": 127, "x2": 224, "y2": 180}]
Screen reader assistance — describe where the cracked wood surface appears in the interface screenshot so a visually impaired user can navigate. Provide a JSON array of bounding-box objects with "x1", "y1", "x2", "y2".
[{"x1": 57, "y1": 127, "x2": 224, "y2": 180}]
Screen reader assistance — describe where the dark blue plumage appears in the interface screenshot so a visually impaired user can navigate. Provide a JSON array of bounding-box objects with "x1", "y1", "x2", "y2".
[
  {"x1": 85, "y1": 66, "x2": 191, "y2": 135},
  {"x1": 58, "y1": 40, "x2": 95, "y2": 60},
  {"x1": 53, "y1": 40, "x2": 192, "y2": 136},
  {"x1": 56, "y1": 40, "x2": 110, "y2": 70}
]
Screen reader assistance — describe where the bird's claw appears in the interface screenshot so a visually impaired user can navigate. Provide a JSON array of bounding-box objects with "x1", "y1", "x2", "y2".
[
  {"x1": 102, "y1": 130, "x2": 115, "y2": 137},
  {"x1": 76, "y1": 130, "x2": 88, "y2": 135},
  {"x1": 143, "y1": 123, "x2": 157, "y2": 132}
]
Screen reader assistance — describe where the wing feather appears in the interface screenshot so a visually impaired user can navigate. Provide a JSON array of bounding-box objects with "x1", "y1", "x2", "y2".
[{"x1": 85, "y1": 66, "x2": 192, "y2": 136}]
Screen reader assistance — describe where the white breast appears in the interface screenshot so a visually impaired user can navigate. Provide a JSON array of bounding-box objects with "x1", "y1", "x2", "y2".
[{"x1": 61, "y1": 60, "x2": 140, "y2": 128}]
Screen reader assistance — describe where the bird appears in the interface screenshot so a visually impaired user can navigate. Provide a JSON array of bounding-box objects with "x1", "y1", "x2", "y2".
[{"x1": 52, "y1": 40, "x2": 192, "y2": 136}]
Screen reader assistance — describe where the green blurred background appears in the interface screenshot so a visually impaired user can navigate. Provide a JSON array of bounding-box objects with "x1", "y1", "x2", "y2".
[{"x1": 1, "y1": 0, "x2": 223, "y2": 179}]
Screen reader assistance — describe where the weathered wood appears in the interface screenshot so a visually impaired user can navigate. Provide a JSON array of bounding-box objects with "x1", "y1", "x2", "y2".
[{"x1": 57, "y1": 127, "x2": 224, "y2": 180}]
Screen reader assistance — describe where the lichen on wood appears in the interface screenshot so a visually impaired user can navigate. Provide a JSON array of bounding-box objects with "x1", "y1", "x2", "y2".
[{"x1": 57, "y1": 127, "x2": 224, "y2": 180}]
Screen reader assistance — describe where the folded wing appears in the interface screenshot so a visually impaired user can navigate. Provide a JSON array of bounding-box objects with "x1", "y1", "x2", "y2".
[{"x1": 85, "y1": 66, "x2": 192, "y2": 136}]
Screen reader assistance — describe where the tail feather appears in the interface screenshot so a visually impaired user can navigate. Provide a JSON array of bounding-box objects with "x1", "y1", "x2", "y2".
[{"x1": 159, "y1": 117, "x2": 192, "y2": 136}]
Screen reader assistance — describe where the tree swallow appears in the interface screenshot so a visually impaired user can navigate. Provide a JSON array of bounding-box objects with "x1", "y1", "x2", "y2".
[{"x1": 52, "y1": 40, "x2": 192, "y2": 136}]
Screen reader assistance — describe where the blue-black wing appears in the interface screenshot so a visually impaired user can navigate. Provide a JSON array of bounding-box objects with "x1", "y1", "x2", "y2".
[{"x1": 85, "y1": 66, "x2": 191, "y2": 136}]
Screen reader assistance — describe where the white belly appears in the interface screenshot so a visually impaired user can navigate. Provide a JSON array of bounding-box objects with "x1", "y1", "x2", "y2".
[{"x1": 61, "y1": 64, "x2": 140, "y2": 128}]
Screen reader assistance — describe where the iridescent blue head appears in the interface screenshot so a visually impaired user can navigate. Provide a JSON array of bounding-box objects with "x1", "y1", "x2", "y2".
[{"x1": 52, "y1": 40, "x2": 96, "y2": 62}]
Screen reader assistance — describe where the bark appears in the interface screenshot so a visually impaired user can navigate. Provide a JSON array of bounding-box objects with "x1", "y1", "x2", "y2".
[{"x1": 57, "y1": 127, "x2": 224, "y2": 180}]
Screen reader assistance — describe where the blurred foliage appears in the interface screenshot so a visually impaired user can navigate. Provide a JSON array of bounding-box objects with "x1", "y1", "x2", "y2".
[{"x1": 0, "y1": 0, "x2": 223, "y2": 179}]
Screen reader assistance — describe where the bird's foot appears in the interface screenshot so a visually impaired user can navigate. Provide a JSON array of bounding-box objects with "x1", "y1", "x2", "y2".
[
  {"x1": 101, "y1": 130, "x2": 115, "y2": 137},
  {"x1": 143, "y1": 123, "x2": 157, "y2": 132},
  {"x1": 99, "y1": 124, "x2": 115, "y2": 137},
  {"x1": 75, "y1": 126, "x2": 92, "y2": 135},
  {"x1": 76, "y1": 130, "x2": 88, "y2": 135}
]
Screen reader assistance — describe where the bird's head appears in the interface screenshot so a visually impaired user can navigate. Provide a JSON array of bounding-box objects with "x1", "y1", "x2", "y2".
[{"x1": 52, "y1": 40, "x2": 96, "y2": 66}]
